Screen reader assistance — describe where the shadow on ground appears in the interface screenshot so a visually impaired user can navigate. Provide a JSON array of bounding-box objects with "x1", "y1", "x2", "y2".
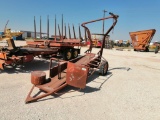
[
  {"x1": 0, "y1": 59, "x2": 51, "y2": 74},
  {"x1": 109, "y1": 67, "x2": 131, "y2": 71},
  {"x1": 27, "y1": 71, "x2": 113, "y2": 104}
]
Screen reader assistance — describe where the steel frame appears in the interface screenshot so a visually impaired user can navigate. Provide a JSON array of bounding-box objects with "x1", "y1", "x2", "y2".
[{"x1": 25, "y1": 12, "x2": 119, "y2": 103}]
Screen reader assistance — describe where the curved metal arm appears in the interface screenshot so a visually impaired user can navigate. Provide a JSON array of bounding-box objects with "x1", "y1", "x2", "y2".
[
  {"x1": 81, "y1": 25, "x2": 92, "y2": 53},
  {"x1": 81, "y1": 12, "x2": 119, "y2": 56}
]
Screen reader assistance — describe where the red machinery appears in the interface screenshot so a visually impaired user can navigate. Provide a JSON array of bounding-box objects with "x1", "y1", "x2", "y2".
[
  {"x1": 87, "y1": 34, "x2": 103, "y2": 48},
  {"x1": 25, "y1": 12, "x2": 119, "y2": 103},
  {"x1": 25, "y1": 15, "x2": 86, "y2": 60}
]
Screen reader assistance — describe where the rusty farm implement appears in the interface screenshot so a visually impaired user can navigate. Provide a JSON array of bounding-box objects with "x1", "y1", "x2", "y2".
[
  {"x1": 25, "y1": 12, "x2": 119, "y2": 103},
  {"x1": 25, "y1": 15, "x2": 86, "y2": 60}
]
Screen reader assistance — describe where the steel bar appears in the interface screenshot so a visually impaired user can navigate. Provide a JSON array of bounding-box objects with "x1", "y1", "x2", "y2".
[
  {"x1": 58, "y1": 24, "x2": 61, "y2": 38},
  {"x1": 47, "y1": 15, "x2": 49, "y2": 39},
  {"x1": 62, "y1": 14, "x2": 64, "y2": 41},
  {"x1": 68, "y1": 24, "x2": 71, "y2": 39},
  {"x1": 40, "y1": 16, "x2": 42, "y2": 39},
  {"x1": 54, "y1": 15, "x2": 57, "y2": 41},
  {"x1": 34, "y1": 16, "x2": 36, "y2": 40},
  {"x1": 73, "y1": 24, "x2": 76, "y2": 39},
  {"x1": 65, "y1": 23, "x2": 67, "y2": 39},
  {"x1": 79, "y1": 25, "x2": 82, "y2": 39}
]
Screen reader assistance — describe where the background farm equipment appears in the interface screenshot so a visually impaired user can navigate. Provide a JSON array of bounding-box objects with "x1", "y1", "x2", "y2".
[
  {"x1": 105, "y1": 39, "x2": 114, "y2": 49},
  {"x1": 0, "y1": 23, "x2": 31, "y2": 69},
  {"x1": 25, "y1": 12, "x2": 119, "y2": 103},
  {"x1": 26, "y1": 15, "x2": 86, "y2": 60},
  {"x1": 0, "y1": 16, "x2": 86, "y2": 70},
  {"x1": 129, "y1": 29, "x2": 156, "y2": 52},
  {"x1": 0, "y1": 28, "x2": 58, "y2": 70},
  {"x1": 86, "y1": 34, "x2": 110, "y2": 48}
]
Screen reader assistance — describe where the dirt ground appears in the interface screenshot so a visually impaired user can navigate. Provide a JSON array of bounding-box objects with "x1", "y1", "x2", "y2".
[{"x1": 0, "y1": 41, "x2": 160, "y2": 120}]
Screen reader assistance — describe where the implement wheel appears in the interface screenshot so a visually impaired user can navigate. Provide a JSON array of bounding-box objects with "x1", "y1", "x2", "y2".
[
  {"x1": 99, "y1": 61, "x2": 109, "y2": 76},
  {"x1": 63, "y1": 49, "x2": 72, "y2": 60},
  {"x1": 72, "y1": 49, "x2": 78, "y2": 58},
  {"x1": 155, "y1": 46, "x2": 159, "y2": 54}
]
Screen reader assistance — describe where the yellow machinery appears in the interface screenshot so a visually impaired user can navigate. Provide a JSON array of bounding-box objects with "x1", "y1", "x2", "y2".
[
  {"x1": 0, "y1": 21, "x2": 24, "y2": 69},
  {"x1": 0, "y1": 28, "x2": 23, "y2": 49},
  {"x1": 0, "y1": 20, "x2": 23, "y2": 49}
]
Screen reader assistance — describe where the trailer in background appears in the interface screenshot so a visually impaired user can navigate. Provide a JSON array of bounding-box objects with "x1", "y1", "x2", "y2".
[{"x1": 25, "y1": 12, "x2": 119, "y2": 103}]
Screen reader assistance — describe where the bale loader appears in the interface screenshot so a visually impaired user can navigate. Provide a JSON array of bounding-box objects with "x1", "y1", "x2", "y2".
[{"x1": 25, "y1": 12, "x2": 119, "y2": 103}]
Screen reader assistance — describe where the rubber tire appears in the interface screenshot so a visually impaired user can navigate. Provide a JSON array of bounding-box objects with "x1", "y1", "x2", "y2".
[
  {"x1": 99, "y1": 61, "x2": 109, "y2": 76},
  {"x1": 155, "y1": 46, "x2": 159, "y2": 54},
  {"x1": 145, "y1": 47, "x2": 149, "y2": 52},
  {"x1": 72, "y1": 49, "x2": 78, "y2": 58},
  {"x1": 41, "y1": 54, "x2": 49, "y2": 59},
  {"x1": 63, "y1": 49, "x2": 72, "y2": 60}
]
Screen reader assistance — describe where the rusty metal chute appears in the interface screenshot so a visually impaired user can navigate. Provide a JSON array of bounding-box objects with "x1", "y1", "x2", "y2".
[{"x1": 129, "y1": 29, "x2": 156, "y2": 51}]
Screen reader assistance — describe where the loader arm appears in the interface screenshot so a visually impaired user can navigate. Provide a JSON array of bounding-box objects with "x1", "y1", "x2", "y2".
[{"x1": 81, "y1": 12, "x2": 119, "y2": 57}]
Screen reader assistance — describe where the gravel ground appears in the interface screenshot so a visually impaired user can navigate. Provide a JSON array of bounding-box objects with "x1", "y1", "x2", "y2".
[{"x1": 0, "y1": 41, "x2": 160, "y2": 120}]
